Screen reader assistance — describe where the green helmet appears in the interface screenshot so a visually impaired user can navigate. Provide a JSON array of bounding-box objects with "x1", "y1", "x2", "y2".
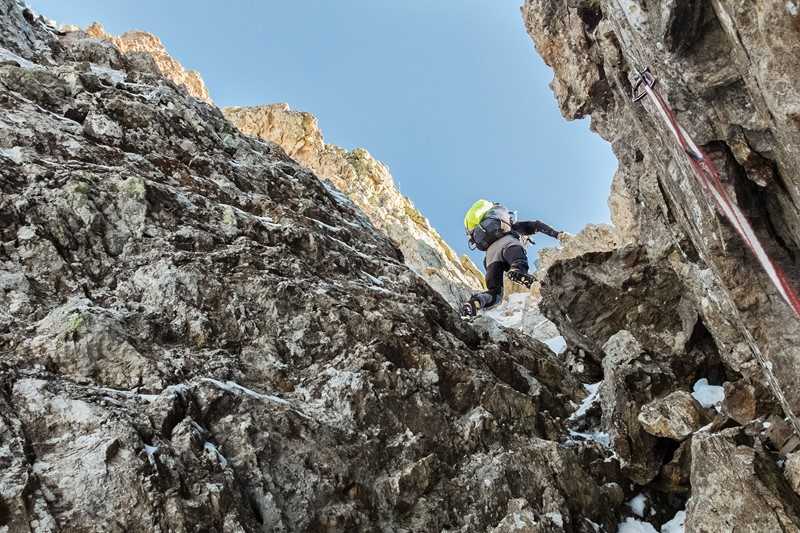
[{"x1": 464, "y1": 199, "x2": 494, "y2": 232}]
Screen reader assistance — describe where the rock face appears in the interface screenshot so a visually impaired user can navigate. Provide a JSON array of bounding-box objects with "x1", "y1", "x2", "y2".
[
  {"x1": 85, "y1": 23, "x2": 482, "y2": 307},
  {"x1": 224, "y1": 104, "x2": 484, "y2": 306},
  {"x1": 638, "y1": 391, "x2": 705, "y2": 442},
  {"x1": 687, "y1": 428, "x2": 800, "y2": 531},
  {"x1": 0, "y1": 3, "x2": 633, "y2": 532},
  {"x1": 524, "y1": 0, "x2": 800, "y2": 417},
  {"x1": 535, "y1": 223, "x2": 624, "y2": 275},
  {"x1": 600, "y1": 331, "x2": 676, "y2": 485},
  {"x1": 524, "y1": 0, "x2": 800, "y2": 530},
  {"x1": 542, "y1": 245, "x2": 697, "y2": 358}
]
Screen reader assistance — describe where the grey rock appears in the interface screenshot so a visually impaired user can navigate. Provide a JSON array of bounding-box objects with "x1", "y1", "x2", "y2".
[
  {"x1": 223, "y1": 103, "x2": 484, "y2": 307},
  {"x1": 721, "y1": 378, "x2": 780, "y2": 426},
  {"x1": 523, "y1": 0, "x2": 800, "y2": 525},
  {"x1": 83, "y1": 111, "x2": 124, "y2": 144},
  {"x1": 638, "y1": 390, "x2": 705, "y2": 441},
  {"x1": 600, "y1": 331, "x2": 675, "y2": 485},
  {"x1": 6, "y1": 0, "x2": 800, "y2": 529},
  {"x1": 524, "y1": 0, "x2": 800, "y2": 428},
  {"x1": 785, "y1": 451, "x2": 800, "y2": 498},
  {"x1": 541, "y1": 245, "x2": 696, "y2": 359},
  {"x1": 655, "y1": 438, "x2": 692, "y2": 493},
  {"x1": 686, "y1": 428, "x2": 800, "y2": 531}
]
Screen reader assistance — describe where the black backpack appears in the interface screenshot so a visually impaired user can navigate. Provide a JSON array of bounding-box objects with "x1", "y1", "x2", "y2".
[{"x1": 470, "y1": 217, "x2": 507, "y2": 251}]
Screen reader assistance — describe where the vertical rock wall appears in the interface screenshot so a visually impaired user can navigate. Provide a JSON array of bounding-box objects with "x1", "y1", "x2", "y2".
[
  {"x1": 0, "y1": 3, "x2": 624, "y2": 531},
  {"x1": 524, "y1": 0, "x2": 800, "y2": 529},
  {"x1": 523, "y1": 0, "x2": 800, "y2": 410}
]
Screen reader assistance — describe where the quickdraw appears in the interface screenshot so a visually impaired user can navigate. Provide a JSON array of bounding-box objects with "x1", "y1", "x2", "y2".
[{"x1": 632, "y1": 67, "x2": 800, "y2": 319}]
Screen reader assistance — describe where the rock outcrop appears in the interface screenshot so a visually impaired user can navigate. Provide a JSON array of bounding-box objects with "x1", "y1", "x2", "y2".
[
  {"x1": 524, "y1": 0, "x2": 800, "y2": 529},
  {"x1": 535, "y1": 223, "x2": 624, "y2": 276},
  {"x1": 525, "y1": 0, "x2": 800, "y2": 414},
  {"x1": 223, "y1": 104, "x2": 484, "y2": 306},
  {"x1": 85, "y1": 22, "x2": 211, "y2": 104},
  {"x1": 541, "y1": 245, "x2": 697, "y2": 358},
  {"x1": 638, "y1": 391, "x2": 705, "y2": 442},
  {"x1": 687, "y1": 428, "x2": 800, "y2": 532}
]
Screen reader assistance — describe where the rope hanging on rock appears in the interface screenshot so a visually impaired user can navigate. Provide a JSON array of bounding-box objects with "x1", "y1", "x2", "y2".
[{"x1": 632, "y1": 68, "x2": 800, "y2": 319}]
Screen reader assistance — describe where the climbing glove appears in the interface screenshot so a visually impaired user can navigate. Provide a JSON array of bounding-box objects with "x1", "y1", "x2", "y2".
[{"x1": 507, "y1": 269, "x2": 534, "y2": 288}]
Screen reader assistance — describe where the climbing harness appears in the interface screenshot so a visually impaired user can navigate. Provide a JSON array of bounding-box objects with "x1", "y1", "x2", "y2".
[{"x1": 632, "y1": 67, "x2": 800, "y2": 320}]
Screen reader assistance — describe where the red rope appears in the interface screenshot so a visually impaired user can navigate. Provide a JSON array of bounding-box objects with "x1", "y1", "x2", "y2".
[{"x1": 642, "y1": 83, "x2": 800, "y2": 319}]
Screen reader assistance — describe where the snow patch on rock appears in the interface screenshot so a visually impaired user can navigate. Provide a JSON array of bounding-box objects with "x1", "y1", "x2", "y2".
[
  {"x1": 570, "y1": 382, "x2": 602, "y2": 420},
  {"x1": 692, "y1": 378, "x2": 725, "y2": 409},
  {"x1": 617, "y1": 517, "x2": 658, "y2": 533},
  {"x1": 626, "y1": 493, "x2": 647, "y2": 517},
  {"x1": 661, "y1": 510, "x2": 686, "y2": 533}
]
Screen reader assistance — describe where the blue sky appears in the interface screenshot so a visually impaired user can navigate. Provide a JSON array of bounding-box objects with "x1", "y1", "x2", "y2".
[{"x1": 31, "y1": 0, "x2": 617, "y2": 266}]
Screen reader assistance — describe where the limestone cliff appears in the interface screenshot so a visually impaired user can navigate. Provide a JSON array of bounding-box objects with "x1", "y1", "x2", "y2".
[
  {"x1": 224, "y1": 104, "x2": 484, "y2": 305},
  {"x1": 85, "y1": 22, "x2": 211, "y2": 104},
  {"x1": 523, "y1": 0, "x2": 800, "y2": 529}
]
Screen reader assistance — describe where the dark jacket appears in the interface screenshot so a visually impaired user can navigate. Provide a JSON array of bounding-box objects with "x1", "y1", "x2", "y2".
[{"x1": 469, "y1": 220, "x2": 559, "y2": 310}]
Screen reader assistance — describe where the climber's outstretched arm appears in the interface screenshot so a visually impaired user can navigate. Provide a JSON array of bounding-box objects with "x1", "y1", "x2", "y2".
[{"x1": 512, "y1": 220, "x2": 560, "y2": 239}]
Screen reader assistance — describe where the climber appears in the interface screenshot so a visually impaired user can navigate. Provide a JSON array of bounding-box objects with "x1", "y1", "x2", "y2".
[{"x1": 461, "y1": 199, "x2": 564, "y2": 317}]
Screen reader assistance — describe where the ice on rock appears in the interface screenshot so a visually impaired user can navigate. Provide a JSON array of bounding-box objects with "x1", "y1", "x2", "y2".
[
  {"x1": 0, "y1": 47, "x2": 40, "y2": 69},
  {"x1": 568, "y1": 429, "x2": 611, "y2": 448},
  {"x1": 203, "y1": 441, "x2": 228, "y2": 468},
  {"x1": 617, "y1": 507, "x2": 684, "y2": 533},
  {"x1": 484, "y1": 292, "x2": 530, "y2": 328},
  {"x1": 89, "y1": 64, "x2": 126, "y2": 84},
  {"x1": 0, "y1": 146, "x2": 24, "y2": 164},
  {"x1": 483, "y1": 292, "x2": 565, "y2": 352},
  {"x1": 544, "y1": 512, "x2": 564, "y2": 527},
  {"x1": 200, "y1": 377, "x2": 289, "y2": 405},
  {"x1": 95, "y1": 386, "x2": 158, "y2": 402},
  {"x1": 567, "y1": 383, "x2": 613, "y2": 454},
  {"x1": 544, "y1": 335, "x2": 567, "y2": 354},
  {"x1": 143, "y1": 444, "x2": 159, "y2": 466}
]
